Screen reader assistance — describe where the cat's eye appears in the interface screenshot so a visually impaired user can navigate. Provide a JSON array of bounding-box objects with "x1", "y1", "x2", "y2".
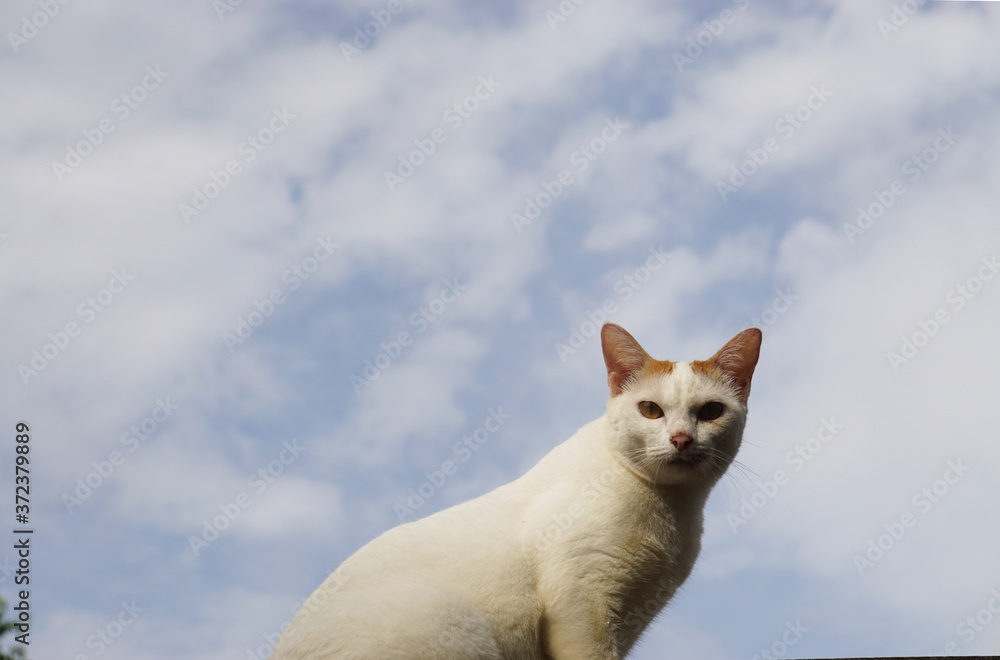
[
  {"x1": 638, "y1": 401, "x2": 664, "y2": 419},
  {"x1": 697, "y1": 401, "x2": 724, "y2": 421}
]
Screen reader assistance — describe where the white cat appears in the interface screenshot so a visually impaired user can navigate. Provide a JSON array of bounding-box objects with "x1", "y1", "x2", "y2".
[{"x1": 271, "y1": 322, "x2": 761, "y2": 659}]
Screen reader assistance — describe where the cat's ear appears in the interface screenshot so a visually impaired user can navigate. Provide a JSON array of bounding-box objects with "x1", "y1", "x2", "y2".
[
  {"x1": 705, "y1": 328, "x2": 762, "y2": 404},
  {"x1": 601, "y1": 323, "x2": 651, "y2": 396}
]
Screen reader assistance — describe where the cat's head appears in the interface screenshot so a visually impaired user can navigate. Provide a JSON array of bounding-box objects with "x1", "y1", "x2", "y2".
[{"x1": 601, "y1": 323, "x2": 761, "y2": 488}]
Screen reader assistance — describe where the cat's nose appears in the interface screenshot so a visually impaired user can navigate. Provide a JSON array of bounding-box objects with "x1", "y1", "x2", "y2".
[{"x1": 670, "y1": 432, "x2": 693, "y2": 452}]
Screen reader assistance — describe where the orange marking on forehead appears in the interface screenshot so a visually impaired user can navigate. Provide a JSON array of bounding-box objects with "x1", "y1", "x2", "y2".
[
  {"x1": 637, "y1": 359, "x2": 674, "y2": 380},
  {"x1": 692, "y1": 359, "x2": 740, "y2": 399},
  {"x1": 690, "y1": 359, "x2": 720, "y2": 379}
]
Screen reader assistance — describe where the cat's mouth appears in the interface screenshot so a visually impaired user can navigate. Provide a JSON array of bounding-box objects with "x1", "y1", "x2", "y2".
[
  {"x1": 666, "y1": 459, "x2": 700, "y2": 475},
  {"x1": 639, "y1": 448, "x2": 714, "y2": 483},
  {"x1": 664, "y1": 451, "x2": 714, "y2": 478},
  {"x1": 643, "y1": 446, "x2": 701, "y2": 468},
  {"x1": 666, "y1": 452, "x2": 701, "y2": 467}
]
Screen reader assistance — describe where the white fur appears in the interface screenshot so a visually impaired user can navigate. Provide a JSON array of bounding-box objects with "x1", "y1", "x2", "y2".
[{"x1": 272, "y1": 331, "x2": 756, "y2": 660}]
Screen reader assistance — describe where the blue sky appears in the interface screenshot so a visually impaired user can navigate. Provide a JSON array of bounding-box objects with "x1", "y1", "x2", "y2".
[{"x1": 2, "y1": 1, "x2": 1000, "y2": 658}]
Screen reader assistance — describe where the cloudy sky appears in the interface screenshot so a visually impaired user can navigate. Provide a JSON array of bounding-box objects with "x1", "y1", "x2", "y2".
[{"x1": 2, "y1": 0, "x2": 1000, "y2": 658}]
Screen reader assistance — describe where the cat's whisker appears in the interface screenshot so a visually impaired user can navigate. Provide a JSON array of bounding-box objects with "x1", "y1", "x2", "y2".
[
  {"x1": 724, "y1": 480, "x2": 753, "y2": 503},
  {"x1": 715, "y1": 457, "x2": 758, "y2": 503},
  {"x1": 722, "y1": 458, "x2": 759, "y2": 482}
]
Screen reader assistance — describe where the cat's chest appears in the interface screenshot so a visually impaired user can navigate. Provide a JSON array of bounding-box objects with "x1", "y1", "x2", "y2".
[
  {"x1": 620, "y1": 509, "x2": 700, "y2": 578},
  {"x1": 558, "y1": 483, "x2": 703, "y2": 582}
]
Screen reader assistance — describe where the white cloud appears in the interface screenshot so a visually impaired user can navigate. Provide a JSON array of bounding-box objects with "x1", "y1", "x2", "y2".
[{"x1": 582, "y1": 212, "x2": 658, "y2": 252}]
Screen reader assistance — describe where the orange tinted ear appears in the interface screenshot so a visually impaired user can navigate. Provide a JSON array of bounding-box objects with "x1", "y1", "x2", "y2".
[
  {"x1": 696, "y1": 328, "x2": 762, "y2": 404},
  {"x1": 601, "y1": 324, "x2": 651, "y2": 396}
]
